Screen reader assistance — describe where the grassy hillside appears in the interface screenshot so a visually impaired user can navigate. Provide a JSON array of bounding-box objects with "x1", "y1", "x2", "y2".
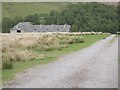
[
  {"x1": 2, "y1": 2, "x2": 69, "y2": 19},
  {"x1": 2, "y1": 2, "x2": 118, "y2": 19}
]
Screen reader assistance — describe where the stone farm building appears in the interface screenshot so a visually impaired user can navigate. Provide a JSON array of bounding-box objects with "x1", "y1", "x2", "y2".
[{"x1": 10, "y1": 22, "x2": 71, "y2": 33}]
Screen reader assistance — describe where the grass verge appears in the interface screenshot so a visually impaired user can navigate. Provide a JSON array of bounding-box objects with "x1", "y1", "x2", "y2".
[
  {"x1": 2, "y1": 34, "x2": 110, "y2": 83},
  {"x1": 109, "y1": 35, "x2": 117, "y2": 43}
]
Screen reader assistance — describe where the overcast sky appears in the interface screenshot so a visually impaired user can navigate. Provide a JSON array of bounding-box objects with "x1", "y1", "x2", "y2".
[{"x1": 1, "y1": 0, "x2": 120, "y2": 2}]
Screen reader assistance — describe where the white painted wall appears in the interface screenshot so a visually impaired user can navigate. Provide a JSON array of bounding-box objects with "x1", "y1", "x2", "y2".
[{"x1": 10, "y1": 30, "x2": 24, "y2": 33}]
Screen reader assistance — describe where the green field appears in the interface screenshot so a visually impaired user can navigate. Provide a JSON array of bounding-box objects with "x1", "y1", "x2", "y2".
[
  {"x1": 2, "y1": 34, "x2": 110, "y2": 83},
  {"x1": 2, "y1": 2, "x2": 69, "y2": 19}
]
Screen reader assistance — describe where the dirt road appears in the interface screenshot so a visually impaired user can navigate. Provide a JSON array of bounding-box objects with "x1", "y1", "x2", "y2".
[{"x1": 4, "y1": 35, "x2": 118, "y2": 88}]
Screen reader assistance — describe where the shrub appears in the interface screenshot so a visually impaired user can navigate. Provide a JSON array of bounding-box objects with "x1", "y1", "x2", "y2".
[
  {"x1": 74, "y1": 37, "x2": 84, "y2": 43},
  {"x1": 45, "y1": 46, "x2": 55, "y2": 51},
  {"x1": 2, "y1": 60, "x2": 13, "y2": 69}
]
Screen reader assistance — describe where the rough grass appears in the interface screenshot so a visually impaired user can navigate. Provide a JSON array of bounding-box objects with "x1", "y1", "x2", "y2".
[
  {"x1": 2, "y1": 33, "x2": 85, "y2": 69},
  {"x1": 2, "y1": 33, "x2": 110, "y2": 83},
  {"x1": 109, "y1": 35, "x2": 117, "y2": 43}
]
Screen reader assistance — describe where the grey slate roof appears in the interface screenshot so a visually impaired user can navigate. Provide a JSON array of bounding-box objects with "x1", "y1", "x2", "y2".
[
  {"x1": 11, "y1": 22, "x2": 71, "y2": 32},
  {"x1": 11, "y1": 22, "x2": 32, "y2": 30}
]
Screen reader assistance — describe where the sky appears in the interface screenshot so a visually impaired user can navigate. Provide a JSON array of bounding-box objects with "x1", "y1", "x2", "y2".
[{"x1": 1, "y1": 0, "x2": 120, "y2": 2}]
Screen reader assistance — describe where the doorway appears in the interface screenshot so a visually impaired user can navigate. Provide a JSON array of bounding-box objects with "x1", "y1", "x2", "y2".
[{"x1": 17, "y1": 30, "x2": 21, "y2": 33}]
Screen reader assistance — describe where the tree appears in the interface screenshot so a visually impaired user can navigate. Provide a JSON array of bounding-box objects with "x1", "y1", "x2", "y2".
[
  {"x1": 2, "y1": 17, "x2": 14, "y2": 33},
  {"x1": 2, "y1": 2, "x2": 118, "y2": 33},
  {"x1": 71, "y1": 25, "x2": 78, "y2": 32}
]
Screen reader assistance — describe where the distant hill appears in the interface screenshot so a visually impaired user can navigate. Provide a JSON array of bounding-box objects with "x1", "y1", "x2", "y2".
[
  {"x1": 3, "y1": 2, "x2": 118, "y2": 33},
  {"x1": 2, "y1": 2, "x2": 69, "y2": 19},
  {"x1": 2, "y1": 2, "x2": 118, "y2": 19},
  {"x1": 100, "y1": 2, "x2": 118, "y2": 6}
]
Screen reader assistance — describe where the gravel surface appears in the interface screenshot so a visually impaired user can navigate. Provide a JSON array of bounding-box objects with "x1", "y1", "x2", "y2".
[
  {"x1": 118, "y1": 35, "x2": 120, "y2": 89},
  {"x1": 4, "y1": 35, "x2": 118, "y2": 88}
]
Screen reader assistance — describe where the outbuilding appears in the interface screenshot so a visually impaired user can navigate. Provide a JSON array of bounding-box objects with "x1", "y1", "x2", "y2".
[{"x1": 10, "y1": 22, "x2": 71, "y2": 33}]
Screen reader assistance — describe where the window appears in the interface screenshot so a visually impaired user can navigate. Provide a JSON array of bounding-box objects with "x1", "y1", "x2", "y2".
[
  {"x1": 57, "y1": 29, "x2": 59, "y2": 31},
  {"x1": 34, "y1": 29, "x2": 36, "y2": 30}
]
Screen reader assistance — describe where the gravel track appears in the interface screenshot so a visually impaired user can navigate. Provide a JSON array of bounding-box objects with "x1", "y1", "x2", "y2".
[{"x1": 4, "y1": 35, "x2": 118, "y2": 88}]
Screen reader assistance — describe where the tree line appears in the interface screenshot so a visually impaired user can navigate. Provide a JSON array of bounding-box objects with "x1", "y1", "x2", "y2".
[{"x1": 2, "y1": 2, "x2": 118, "y2": 33}]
